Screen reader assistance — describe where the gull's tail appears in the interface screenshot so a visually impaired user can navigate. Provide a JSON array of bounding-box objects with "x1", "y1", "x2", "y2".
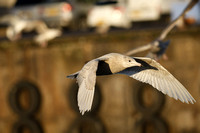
[{"x1": 66, "y1": 71, "x2": 79, "y2": 79}]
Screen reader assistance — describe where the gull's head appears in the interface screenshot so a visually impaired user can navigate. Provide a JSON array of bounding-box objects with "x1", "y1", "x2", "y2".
[
  {"x1": 102, "y1": 53, "x2": 141, "y2": 73},
  {"x1": 122, "y1": 56, "x2": 141, "y2": 68}
]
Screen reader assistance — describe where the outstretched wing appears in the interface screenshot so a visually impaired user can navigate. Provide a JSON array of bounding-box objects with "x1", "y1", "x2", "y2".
[
  {"x1": 119, "y1": 57, "x2": 196, "y2": 104},
  {"x1": 76, "y1": 59, "x2": 99, "y2": 115}
]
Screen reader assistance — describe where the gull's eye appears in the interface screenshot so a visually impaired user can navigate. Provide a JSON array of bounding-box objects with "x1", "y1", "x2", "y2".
[{"x1": 128, "y1": 60, "x2": 131, "y2": 62}]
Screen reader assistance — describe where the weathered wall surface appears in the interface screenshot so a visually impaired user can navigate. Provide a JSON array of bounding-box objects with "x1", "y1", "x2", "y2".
[{"x1": 0, "y1": 28, "x2": 200, "y2": 133}]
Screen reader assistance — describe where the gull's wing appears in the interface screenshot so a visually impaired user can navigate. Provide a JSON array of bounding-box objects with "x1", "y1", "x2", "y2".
[
  {"x1": 118, "y1": 57, "x2": 196, "y2": 104},
  {"x1": 76, "y1": 59, "x2": 99, "y2": 115}
]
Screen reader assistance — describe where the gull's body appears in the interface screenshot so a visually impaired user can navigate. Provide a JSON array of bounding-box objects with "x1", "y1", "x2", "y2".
[
  {"x1": 67, "y1": 53, "x2": 195, "y2": 115},
  {"x1": 34, "y1": 28, "x2": 62, "y2": 47},
  {"x1": 0, "y1": 14, "x2": 60, "y2": 46},
  {"x1": 5, "y1": 16, "x2": 30, "y2": 41},
  {"x1": 0, "y1": 15, "x2": 49, "y2": 41}
]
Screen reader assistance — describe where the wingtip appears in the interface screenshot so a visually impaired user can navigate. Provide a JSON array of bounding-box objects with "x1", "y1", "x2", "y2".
[
  {"x1": 189, "y1": 99, "x2": 196, "y2": 104},
  {"x1": 79, "y1": 109, "x2": 90, "y2": 115},
  {"x1": 182, "y1": 98, "x2": 196, "y2": 104},
  {"x1": 80, "y1": 110, "x2": 85, "y2": 115}
]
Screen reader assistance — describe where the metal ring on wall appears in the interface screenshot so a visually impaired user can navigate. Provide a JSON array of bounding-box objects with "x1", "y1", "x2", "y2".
[
  {"x1": 67, "y1": 116, "x2": 106, "y2": 133},
  {"x1": 134, "y1": 117, "x2": 168, "y2": 133},
  {"x1": 133, "y1": 83, "x2": 168, "y2": 133},
  {"x1": 12, "y1": 118, "x2": 43, "y2": 133},
  {"x1": 8, "y1": 80, "x2": 43, "y2": 133},
  {"x1": 133, "y1": 83, "x2": 165, "y2": 115},
  {"x1": 8, "y1": 81, "x2": 41, "y2": 116}
]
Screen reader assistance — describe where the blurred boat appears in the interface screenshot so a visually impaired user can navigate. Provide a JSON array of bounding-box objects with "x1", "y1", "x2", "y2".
[
  {"x1": 10, "y1": 2, "x2": 73, "y2": 27},
  {"x1": 87, "y1": 1, "x2": 131, "y2": 33}
]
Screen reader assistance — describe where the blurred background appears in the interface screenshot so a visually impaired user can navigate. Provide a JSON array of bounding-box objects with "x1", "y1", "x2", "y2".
[{"x1": 0, "y1": 0, "x2": 200, "y2": 133}]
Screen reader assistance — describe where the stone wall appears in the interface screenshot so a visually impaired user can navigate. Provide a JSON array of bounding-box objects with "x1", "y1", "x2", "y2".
[{"x1": 0, "y1": 28, "x2": 200, "y2": 133}]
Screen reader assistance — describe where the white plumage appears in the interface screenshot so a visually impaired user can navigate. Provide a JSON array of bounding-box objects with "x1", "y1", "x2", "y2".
[
  {"x1": 67, "y1": 53, "x2": 196, "y2": 115},
  {"x1": 76, "y1": 60, "x2": 98, "y2": 115}
]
